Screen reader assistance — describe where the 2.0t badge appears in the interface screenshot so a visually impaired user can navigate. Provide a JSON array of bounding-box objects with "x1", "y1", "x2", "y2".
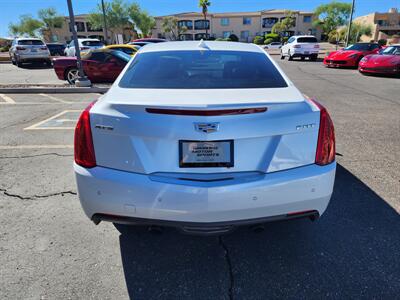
[{"x1": 194, "y1": 122, "x2": 220, "y2": 133}]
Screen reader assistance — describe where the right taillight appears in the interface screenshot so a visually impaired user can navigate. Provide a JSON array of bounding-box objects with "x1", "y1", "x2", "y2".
[
  {"x1": 309, "y1": 98, "x2": 335, "y2": 165},
  {"x1": 74, "y1": 101, "x2": 97, "y2": 168}
]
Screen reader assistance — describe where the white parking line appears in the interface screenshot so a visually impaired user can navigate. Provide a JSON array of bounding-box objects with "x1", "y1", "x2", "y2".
[
  {"x1": 24, "y1": 110, "x2": 80, "y2": 130},
  {"x1": 0, "y1": 145, "x2": 73, "y2": 150},
  {"x1": 0, "y1": 94, "x2": 16, "y2": 104},
  {"x1": 39, "y1": 93, "x2": 72, "y2": 104}
]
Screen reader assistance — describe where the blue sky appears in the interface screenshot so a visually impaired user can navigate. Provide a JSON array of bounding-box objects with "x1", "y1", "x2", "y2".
[{"x1": 1, "y1": 0, "x2": 399, "y2": 37}]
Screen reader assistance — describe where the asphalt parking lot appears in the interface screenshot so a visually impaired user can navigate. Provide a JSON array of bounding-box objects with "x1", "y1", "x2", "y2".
[{"x1": 0, "y1": 58, "x2": 399, "y2": 299}]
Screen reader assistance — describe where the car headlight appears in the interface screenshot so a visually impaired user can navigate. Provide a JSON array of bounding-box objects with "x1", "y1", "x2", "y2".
[{"x1": 360, "y1": 57, "x2": 368, "y2": 62}]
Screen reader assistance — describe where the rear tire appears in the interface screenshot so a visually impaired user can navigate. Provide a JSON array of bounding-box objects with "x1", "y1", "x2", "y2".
[
  {"x1": 280, "y1": 51, "x2": 285, "y2": 60},
  {"x1": 301, "y1": 56, "x2": 305, "y2": 61},
  {"x1": 16, "y1": 58, "x2": 22, "y2": 67},
  {"x1": 310, "y1": 54, "x2": 318, "y2": 61},
  {"x1": 65, "y1": 67, "x2": 80, "y2": 85},
  {"x1": 288, "y1": 50, "x2": 293, "y2": 61}
]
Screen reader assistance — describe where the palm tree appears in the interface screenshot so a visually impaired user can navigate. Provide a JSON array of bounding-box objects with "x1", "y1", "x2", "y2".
[{"x1": 199, "y1": 0, "x2": 211, "y2": 39}]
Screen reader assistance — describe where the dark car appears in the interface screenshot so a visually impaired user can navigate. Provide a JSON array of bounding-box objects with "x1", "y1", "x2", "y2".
[
  {"x1": 52, "y1": 49, "x2": 131, "y2": 84},
  {"x1": 46, "y1": 43, "x2": 66, "y2": 56}
]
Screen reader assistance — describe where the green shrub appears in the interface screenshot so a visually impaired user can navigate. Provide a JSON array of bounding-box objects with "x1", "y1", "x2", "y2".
[
  {"x1": 253, "y1": 36, "x2": 264, "y2": 45},
  {"x1": 0, "y1": 45, "x2": 11, "y2": 52},
  {"x1": 228, "y1": 34, "x2": 239, "y2": 42},
  {"x1": 264, "y1": 38, "x2": 274, "y2": 45},
  {"x1": 281, "y1": 36, "x2": 289, "y2": 44},
  {"x1": 264, "y1": 33, "x2": 280, "y2": 42}
]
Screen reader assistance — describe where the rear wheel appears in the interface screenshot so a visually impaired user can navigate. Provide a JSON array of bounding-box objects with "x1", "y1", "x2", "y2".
[
  {"x1": 288, "y1": 50, "x2": 293, "y2": 61},
  {"x1": 301, "y1": 56, "x2": 305, "y2": 61},
  {"x1": 16, "y1": 57, "x2": 22, "y2": 67},
  {"x1": 280, "y1": 50, "x2": 285, "y2": 60},
  {"x1": 65, "y1": 67, "x2": 79, "y2": 84},
  {"x1": 11, "y1": 55, "x2": 16, "y2": 65},
  {"x1": 310, "y1": 54, "x2": 318, "y2": 61}
]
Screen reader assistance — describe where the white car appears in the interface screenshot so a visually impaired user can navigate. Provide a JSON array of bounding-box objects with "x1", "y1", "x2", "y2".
[
  {"x1": 280, "y1": 35, "x2": 320, "y2": 61},
  {"x1": 74, "y1": 41, "x2": 336, "y2": 235},
  {"x1": 64, "y1": 38, "x2": 104, "y2": 57},
  {"x1": 263, "y1": 42, "x2": 282, "y2": 49},
  {"x1": 9, "y1": 38, "x2": 51, "y2": 67}
]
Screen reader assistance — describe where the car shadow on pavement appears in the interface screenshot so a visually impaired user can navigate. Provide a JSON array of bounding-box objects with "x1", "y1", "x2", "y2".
[
  {"x1": 118, "y1": 164, "x2": 400, "y2": 299},
  {"x1": 18, "y1": 63, "x2": 53, "y2": 70}
]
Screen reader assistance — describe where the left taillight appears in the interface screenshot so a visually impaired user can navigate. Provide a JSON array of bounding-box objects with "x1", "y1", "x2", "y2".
[
  {"x1": 74, "y1": 101, "x2": 97, "y2": 168},
  {"x1": 309, "y1": 98, "x2": 335, "y2": 166}
]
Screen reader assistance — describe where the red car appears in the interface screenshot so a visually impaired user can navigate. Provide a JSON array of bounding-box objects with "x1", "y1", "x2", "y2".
[
  {"x1": 53, "y1": 49, "x2": 130, "y2": 84},
  {"x1": 323, "y1": 42, "x2": 381, "y2": 68},
  {"x1": 359, "y1": 44, "x2": 400, "y2": 76}
]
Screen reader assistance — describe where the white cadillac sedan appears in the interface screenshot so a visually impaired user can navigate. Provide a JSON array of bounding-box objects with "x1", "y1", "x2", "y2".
[{"x1": 74, "y1": 41, "x2": 336, "y2": 235}]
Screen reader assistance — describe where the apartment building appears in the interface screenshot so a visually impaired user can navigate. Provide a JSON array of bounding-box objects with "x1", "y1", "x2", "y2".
[
  {"x1": 354, "y1": 8, "x2": 400, "y2": 42},
  {"x1": 152, "y1": 9, "x2": 321, "y2": 42},
  {"x1": 44, "y1": 14, "x2": 137, "y2": 44}
]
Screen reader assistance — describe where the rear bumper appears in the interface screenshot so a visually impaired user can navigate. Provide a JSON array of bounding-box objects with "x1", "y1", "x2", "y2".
[
  {"x1": 75, "y1": 162, "x2": 336, "y2": 227},
  {"x1": 292, "y1": 50, "x2": 319, "y2": 57},
  {"x1": 16, "y1": 53, "x2": 50, "y2": 62}
]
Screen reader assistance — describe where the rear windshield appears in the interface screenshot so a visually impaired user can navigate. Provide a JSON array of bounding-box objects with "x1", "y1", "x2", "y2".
[
  {"x1": 18, "y1": 40, "x2": 44, "y2": 45},
  {"x1": 82, "y1": 41, "x2": 104, "y2": 47},
  {"x1": 297, "y1": 37, "x2": 318, "y2": 43},
  {"x1": 119, "y1": 50, "x2": 288, "y2": 89}
]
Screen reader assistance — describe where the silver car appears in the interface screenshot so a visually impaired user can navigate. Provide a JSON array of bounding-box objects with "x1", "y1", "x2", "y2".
[{"x1": 9, "y1": 38, "x2": 51, "y2": 67}]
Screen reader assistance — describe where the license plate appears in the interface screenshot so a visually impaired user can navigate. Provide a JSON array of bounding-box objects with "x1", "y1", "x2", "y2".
[
  {"x1": 179, "y1": 140, "x2": 234, "y2": 168},
  {"x1": 304, "y1": 51, "x2": 309, "y2": 54},
  {"x1": 31, "y1": 49, "x2": 37, "y2": 52}
]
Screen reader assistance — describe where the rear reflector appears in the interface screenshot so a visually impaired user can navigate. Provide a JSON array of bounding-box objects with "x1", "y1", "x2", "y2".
[
  {"x1": 146, "y1": 107, "x2": 267, "y2": 116},
  {"x1": 308, "y1": 98, "x2": 335, "y2": 166},
  {"x1": 74, "y1": 101, "x2": 97, "y2": 168}
]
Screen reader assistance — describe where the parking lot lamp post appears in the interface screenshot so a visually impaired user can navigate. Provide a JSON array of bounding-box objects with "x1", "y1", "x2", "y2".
[
  {"x1": 101, "y1": 0, "x2": 109, "y2": 45},
  {"x1": 345, "y1": 0, "x2": 355, "y2": 47},
  {"x1": 66, "y1": 0, "x2": 91, "y2": 87}
]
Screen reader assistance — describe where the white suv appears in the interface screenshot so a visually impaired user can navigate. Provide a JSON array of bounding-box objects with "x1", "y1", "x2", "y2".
[
  {"x1": 9, "y1": 38, "x2": 51, "y2": 67},
  {"x1": 64, "y1": 38, "x2": 105, "y2": 57},
  {"x1": 280, "y1": 35, "x2": 319, "y2": 61}
]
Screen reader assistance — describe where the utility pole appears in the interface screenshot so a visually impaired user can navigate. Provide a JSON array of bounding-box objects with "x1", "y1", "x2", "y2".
[
  {"x1": 101, "y1": 0, "x2": 109, "y2": 45},
  {"x1": 66, "y1": 0, "x2": 91, "y2": 87},
  {"x1": 345, "y1": 0, "x2": 355, "y2": 47}
]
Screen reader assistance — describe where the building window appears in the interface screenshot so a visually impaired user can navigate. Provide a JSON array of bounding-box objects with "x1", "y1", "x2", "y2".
[
  {"x1": 194, "y1": 20, "x2": 210, "y2": 30},
  {"x1": 194, "y1": 33, "x2": 210, "y2": 40},
  {"x1": 303, "y1": 15, "x2": 312, "y2": 23},
  {"x1": 220, "y1": 18, "x2": 229, "y2": 26},
  {"x1": 69, "y1": 22, "x2": 85, "y2": 32},
  {"x1": 178, "y1": 20, "x2": 193, "y2": 30},
  {"x1": 240, "y1": 30, "x2": 250, "y2": 41},
  {"x1": 179, "y1": 34, "x2": 194, "y2": 40},
  {"x1": 87, "y1": 22, "x2": 102, "y2": 32},
  {"x1": 243, "y1": 17, "x2": 251, "y2": 25},
  {"x1": 377, "y1": 20, "x2": 389, "y2": 26},
  {"x1": 223, "y1": 31, "x2": 231, "y2": 38},
  {"x1": 262, "y1": 17, "x2": 278, "y2": 28}
]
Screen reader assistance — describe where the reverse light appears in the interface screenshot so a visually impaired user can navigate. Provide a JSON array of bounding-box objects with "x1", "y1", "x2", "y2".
[
  {"x1": 74, "y1": 101, "x2": 97, "y2": 168},
  {"x1": 309, "y1": 98, "x2": 335, "y2": 166}
]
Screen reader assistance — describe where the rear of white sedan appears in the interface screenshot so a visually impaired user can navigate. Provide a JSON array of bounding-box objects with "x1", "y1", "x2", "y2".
[{"x1": 74, "y1": 41, "x2": 336, "y2": 235}]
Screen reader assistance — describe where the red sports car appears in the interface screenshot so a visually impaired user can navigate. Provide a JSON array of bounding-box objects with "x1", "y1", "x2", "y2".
[
  {"x1": 359, "y1": 44, "x2": 400, "y2": 76},
  {"x1": 53, "y1": 49, "x2": 131, "y2": 84},
  {"x1": 323, "y1": 42, "x2": 381, "y2": 68}
]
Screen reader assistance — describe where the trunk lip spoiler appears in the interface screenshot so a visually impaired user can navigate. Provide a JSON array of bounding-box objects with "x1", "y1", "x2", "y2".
[{"x1": 145, "y1": 107, "x2": 267, "y2": 116}]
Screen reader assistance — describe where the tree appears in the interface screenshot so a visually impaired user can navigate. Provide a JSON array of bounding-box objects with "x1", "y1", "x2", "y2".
[
  {"x1": 38, "y1": 8, "x2": 64, "y2": 42},
  {"x1": 161, "y1": 16, "x2": 186, "y2": 40},
  {"x1": 253, "y1": 36, "x2": 264, "y2": 45},
  {"x1": 88, "y1": 0, "x2": 130, "y2": 43},
  {"x1": 8, "y1": 14, "x2": 43, "y2": 37},
  {"x1": 334, "y1": 23, "x2": 372, "y2": 44},
  {"x1": 128, "y1": 4, "x2": 155, "y2": 37},
  {"x1": 272, "y1": 10, "x2": 296, "y2": 36},
  {"x1": 199, "y1": 0, "x2": 211, "y2": 39},
  {"x1": 313, "y1": 1, "x2": 352, "y2": 35}
]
